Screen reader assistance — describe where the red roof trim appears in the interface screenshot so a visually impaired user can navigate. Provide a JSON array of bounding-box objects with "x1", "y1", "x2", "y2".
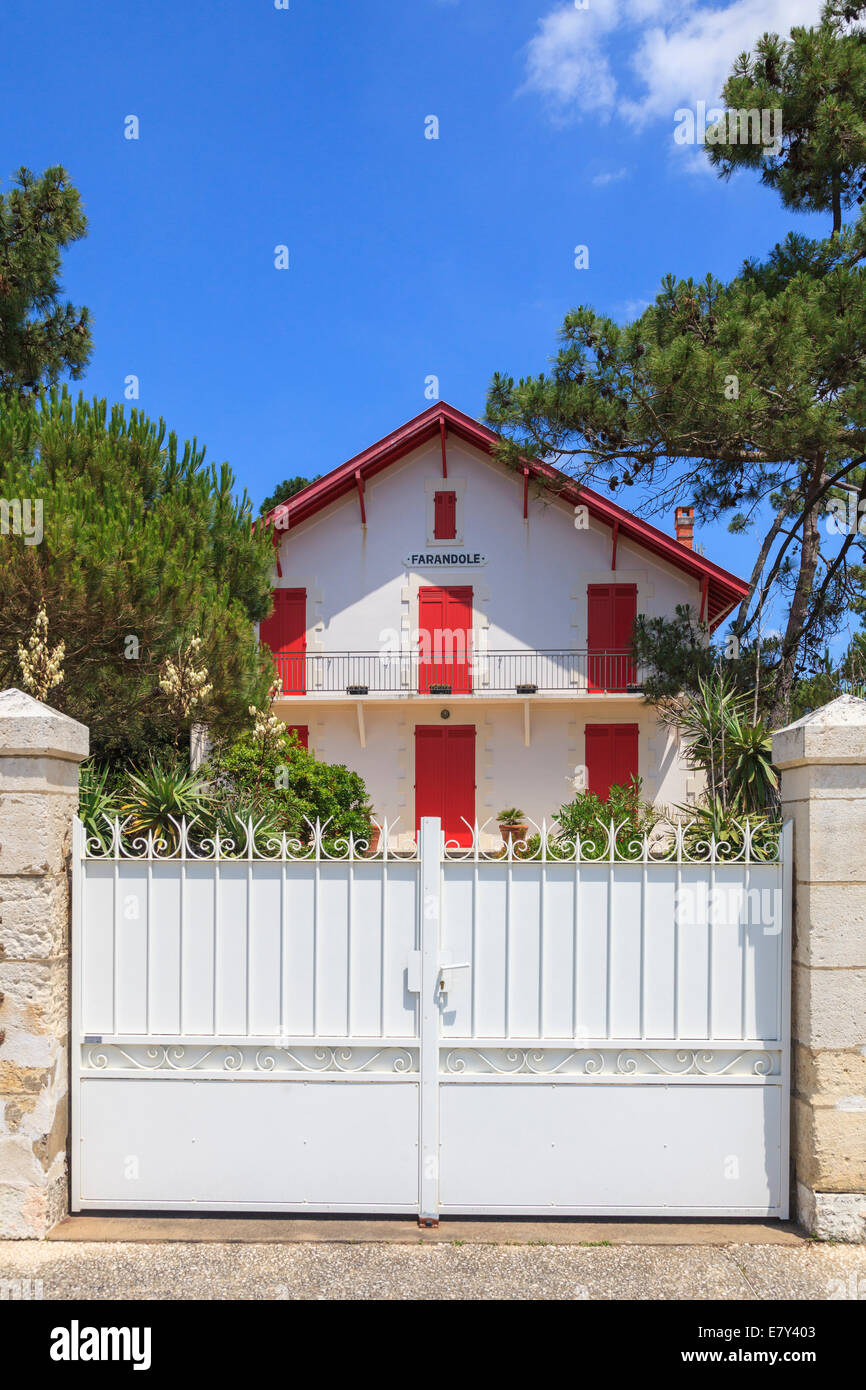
[{"x1": 262, "y1": 402, "x2": 748, "y2": 630}]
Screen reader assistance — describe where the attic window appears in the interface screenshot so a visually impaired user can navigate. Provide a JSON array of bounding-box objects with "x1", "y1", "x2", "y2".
[{"x1": 434, "y1": 490, "x2": 457, "y2": 540}]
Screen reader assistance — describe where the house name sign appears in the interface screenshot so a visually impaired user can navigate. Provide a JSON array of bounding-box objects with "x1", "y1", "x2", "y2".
[{"x1": 404, "y1": 550, "x2": 488, "y2": 568}]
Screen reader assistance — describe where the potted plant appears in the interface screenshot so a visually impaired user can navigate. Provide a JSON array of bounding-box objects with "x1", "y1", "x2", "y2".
[{"x1": 497, "y1": 807, "x2": 528, "y2": 845}]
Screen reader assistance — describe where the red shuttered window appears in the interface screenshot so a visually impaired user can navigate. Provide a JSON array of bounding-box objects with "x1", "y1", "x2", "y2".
[
  {"x1": 585, "y1": 723, "x2": 639, "y2": 801},
  {"x1": 259, "y1": 588, "x2": 307, "y2": 695},
  {"x1": 433, "y1": 490, "x2": 457, "y2": 540},
  {"x1": 587, "y1": 583, "x2": 637, "y2": 692},
  {"x1": 417, "y1": 586, "x2": 473, "y2": 693}
]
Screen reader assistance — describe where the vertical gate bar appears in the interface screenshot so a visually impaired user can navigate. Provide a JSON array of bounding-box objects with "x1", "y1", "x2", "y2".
[
  {"x1": 538, "y1": 863, "x2": 545, "y2": 1039},
  {"x1": 245, "y1": 862, "x2": 252, "y2": 1036},
  {"x1": 674, "y1": 859, "x2": 681, "y2": 1041},
  {"x1": 71, "y1": 817, "x2": 85, "y2": 1212},
  {"x1": 112, "y1": 859, "x2": 119, "y2": 1035},
  {"x1": 346, "y1": 859, "x2": 353, "y2": 1038},
  {"x1": 419, "y1": 818, "x2": 441, "y2": 1223},
  {"x1": 572, "y1": 863, "x2": 580, "y2": 1038},
  {"x1": 605, "y1": 862, "x2": 612, "y2": 1039},
  {"x1": 280, "y1": 860, "x2": 288, "y2": 1041},
  {"x1": 708, "y1": 861, "x2": 715, "y2": 1040},
  {"x1": 741, "y1": 860, "x2": 750, "y2": 1040},
  {"x1": 379, "y1": 856, "x2": 387, "y2": 1039},
  {"x1": 505, "y1": 860, "x2": 512, "y2": 1039},
  {"x1": 313, "y1": 859, "x2": 320, "y2": 1037},
  {"x1": 179, "y1": 862, "x2": 185, "y2": 1037},
  {"x1": 639, "y1": 861, "x2": 647, "y2": 1040},
  {"x1": 211, "y1": 861, "x2": 218, "y2": 1036},
  {"x1": 779, "y1": 820, "x2": 793, "y2": 1218},
  {"x1": 471, "y1": 860, "x2": 478, "y2": 1040}
]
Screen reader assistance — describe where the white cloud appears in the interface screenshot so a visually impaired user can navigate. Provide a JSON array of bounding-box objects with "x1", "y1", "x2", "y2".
[
  {"x1": 524, "y1": 0, "x2": 824, "y2": 128},
  {"x1": 592, "y1": 167, "x2": 629, "y2": 185}
]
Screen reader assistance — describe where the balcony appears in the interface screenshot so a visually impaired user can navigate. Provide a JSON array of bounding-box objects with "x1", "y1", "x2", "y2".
[{"x1": 271, "y1": 650, "x2": 645, "y2": 698}]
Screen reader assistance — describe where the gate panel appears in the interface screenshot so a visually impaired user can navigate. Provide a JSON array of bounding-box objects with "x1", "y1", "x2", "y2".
[
  {"x1": 434, "y1": 821, "x2": 791, "y2": 1219},
  {"x1": 72, "y1": 820, "x2": 421, "y2": 1213}
]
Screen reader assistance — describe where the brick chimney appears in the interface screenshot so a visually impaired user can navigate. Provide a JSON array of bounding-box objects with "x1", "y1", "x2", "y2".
[{"x1": 675, "y1": 505, "x2": 694, "y2": 549}]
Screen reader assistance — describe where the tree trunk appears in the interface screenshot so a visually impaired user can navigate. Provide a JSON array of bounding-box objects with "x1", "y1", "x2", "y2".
[{"x1": 771, "y1": 458, "x2": 826, "y2": 726}]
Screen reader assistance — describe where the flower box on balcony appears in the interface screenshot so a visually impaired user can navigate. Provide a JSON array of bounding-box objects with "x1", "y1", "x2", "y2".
[
  {"x1": 427, "y1": 683, "x2": 451, "y2": 695},
  {"x1": 346, "y1": 684, "x2": 369, "y2": 695}
]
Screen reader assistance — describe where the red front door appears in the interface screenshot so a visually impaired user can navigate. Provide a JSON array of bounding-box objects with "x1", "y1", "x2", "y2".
[
  {"x1": 260, "y1": 588, "x2": 307, "y2": 694},
  {"x1": 417, "y1": 586, "x2": 473, "y2": 693},
  {"x1": 585, "y1": 723, "x2": 639, "y2": 800},
  {"x1": 587, "y1": 584, "x2": 637, "y2": 692},
  {"x1": 415, "y1": 725, "x2": 476, "y2": 847}
]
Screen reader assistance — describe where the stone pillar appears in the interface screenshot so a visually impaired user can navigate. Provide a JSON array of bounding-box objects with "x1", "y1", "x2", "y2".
[
  {"x1": 0, "y1": 689, "x2": 88, "y2": 1238},
  {"x1": 773, "y1": 694, "x2": 866, "y2": 1241}
]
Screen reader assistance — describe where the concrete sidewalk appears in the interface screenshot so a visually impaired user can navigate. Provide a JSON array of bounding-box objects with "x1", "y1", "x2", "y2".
[{"x1": 2, "y1": 1234, "x2": 865, "y2": 1300}]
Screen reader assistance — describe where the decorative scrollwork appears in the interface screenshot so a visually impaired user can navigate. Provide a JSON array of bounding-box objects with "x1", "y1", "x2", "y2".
[
  {"x1": 441, "y1": 1047, "x2": 780, "y2": 1078},
  {"x1": 82, "y1": 1044, "x2": 418, "y2": 1075},
  {"x1": 81, "y1": 815, "x2": 418, "y2": 863}
]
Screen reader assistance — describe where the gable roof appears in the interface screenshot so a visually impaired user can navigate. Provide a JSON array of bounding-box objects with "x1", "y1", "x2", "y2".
[{"x1": 262, "y1": 402, "x2": 749, "y2": 629}]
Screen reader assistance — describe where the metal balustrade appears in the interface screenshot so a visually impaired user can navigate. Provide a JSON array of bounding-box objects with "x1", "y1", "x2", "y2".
[{"x1": 271, "y1": 649, "x2": 645, "y2": 696}]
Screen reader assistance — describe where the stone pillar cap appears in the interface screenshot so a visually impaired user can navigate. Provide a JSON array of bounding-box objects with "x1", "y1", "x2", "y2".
[
  {"x1": 0, "y1": 687, "x2": 89, "y2": 761},
  {"x1": 772, "y1": 693, "x2": 866, "y2": 769}
]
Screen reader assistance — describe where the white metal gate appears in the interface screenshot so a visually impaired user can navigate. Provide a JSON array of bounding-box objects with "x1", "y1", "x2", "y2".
[{"x1": 72, "y1": 815, "x2": 791, "y2": 1218}]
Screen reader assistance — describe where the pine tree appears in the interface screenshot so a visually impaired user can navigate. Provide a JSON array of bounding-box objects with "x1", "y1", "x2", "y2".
[
  {"x1": 0, "y1": 390, "x2": 275, "y2": 761},
  {"x1": 706, "y1": 2, "x2": 866, "y2": 235},
  {"x1": 487, "y1": 213, "x2": 866, "y2": 722},
  {"x1": 259, "y1": 475, "x2": 321, "y2": 514},
  {"x1": 0, "y1": 167, "x2": 93, "y2": 394}
]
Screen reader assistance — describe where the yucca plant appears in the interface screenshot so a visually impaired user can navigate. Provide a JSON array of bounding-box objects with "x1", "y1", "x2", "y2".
[
  {"x1": 678, "y1": 798, "x2": 781, "y2": 862},
  {"x1": 725, "y1": 710, "x2": 778, "y2": 813},
  {"x1": 78, "y1": 760, "x2": 119, "y2": 850},
  {"x1": 677, "y1": 673, "x2": 777, "y2": 815},
  {"x1": 120, "y1": 759, "x2": 210, "y2": 849},
  {"x1": 209, "y1": 800, "x2": 284, "y2": 857}
]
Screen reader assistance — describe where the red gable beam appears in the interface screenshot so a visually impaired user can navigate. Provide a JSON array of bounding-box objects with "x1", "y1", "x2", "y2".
[
  {"x1": 440, "y1": 418, "x2": 448, "y2": 478},
  {"x1": 355, "y1": 468, "x2": 366, "y2": 525}
]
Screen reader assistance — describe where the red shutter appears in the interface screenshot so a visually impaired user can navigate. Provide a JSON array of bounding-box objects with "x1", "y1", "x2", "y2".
[
  {"x1": 260, "y1": 588, "x2": 307, "y2": 695},
  {"x1": 418, "y1": 586, "x2": 472, "y2": 693},
  {"x1": 585, "y1": 723, "x2": 639, "y2": 801},
  {"x1": 415, "y1": 725, "x2": 476, "y2": 846},
  {"x1": 287, "y1": 724, "x2": 308, "y2": 750},
  {"x1": 587, "y1": 584, "x2": 637, "y2": 691},
  {"x1": 434, "y1": 490, "x2": 457, "y2": 540}
]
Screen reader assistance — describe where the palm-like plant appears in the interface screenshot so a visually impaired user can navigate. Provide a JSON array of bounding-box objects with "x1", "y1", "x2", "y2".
[
  {"x1": 209, "y1": 800, "x2": 283, "y2": 857},
  {"x1": 120, "y1": 759, "x2": 210, "y2": 848},
  {"x1": 677, "y1": 673, "x2": 777, "y2": 815},
  {"x1": 725, "y1": 709, "x2": 778, "y2": 812},
  {"x1": 78, "y1": 760, "x2": 119, "y2": 850}
]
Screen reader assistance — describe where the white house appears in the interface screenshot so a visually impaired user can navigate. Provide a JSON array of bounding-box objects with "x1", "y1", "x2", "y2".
[{"x1": 261, "y1": 403, "x2": 747, "y2": 847}]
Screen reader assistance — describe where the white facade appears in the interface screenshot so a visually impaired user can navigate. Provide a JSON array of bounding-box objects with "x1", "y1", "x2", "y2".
[{"x1": 267, "y1": 412, "x2": 740, "y2": 847}]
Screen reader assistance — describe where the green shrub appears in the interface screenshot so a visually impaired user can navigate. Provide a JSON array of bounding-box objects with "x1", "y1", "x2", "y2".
[{"x1": 204, "y1": 728, "x2": 373, "y2": 849}]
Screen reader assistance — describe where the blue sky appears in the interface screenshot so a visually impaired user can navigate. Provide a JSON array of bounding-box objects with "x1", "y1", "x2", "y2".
[{"x1": 3, "y1": 0, "x2": 829, "y2": 588}]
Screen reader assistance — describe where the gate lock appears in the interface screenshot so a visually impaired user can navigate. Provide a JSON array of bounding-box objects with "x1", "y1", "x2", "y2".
[
  {"x1": 406, "y1": 952, "x2": 470, "y2": 995},
  {"x1": 437, "y1": 960, "x2": 470, "y2": 995}
]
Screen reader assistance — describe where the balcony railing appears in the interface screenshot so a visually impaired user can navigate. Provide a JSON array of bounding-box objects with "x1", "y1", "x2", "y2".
[{"x1": 272, "y1": 650, "x2": 645, "y2": 696}]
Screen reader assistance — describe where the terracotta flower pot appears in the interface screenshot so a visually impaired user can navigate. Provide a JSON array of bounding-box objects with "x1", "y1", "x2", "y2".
[
  {"x1": 366, "y1": 825, "x2": 381, "y2": 855},
  {"x1": 499, "y1": 822, "x2": 528, "y2": 846}
]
